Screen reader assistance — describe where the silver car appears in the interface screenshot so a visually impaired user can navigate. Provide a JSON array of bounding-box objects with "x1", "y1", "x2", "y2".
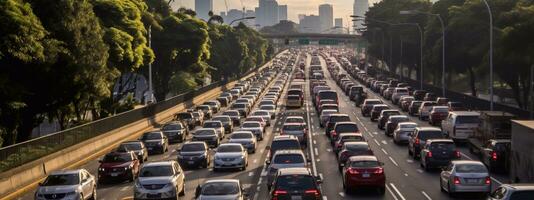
[
  {"x1": 203, "y1": 120, "x2": 225, "y2": 138},
  {"x1": 440, "y1": 160, "x2": 491, "y2": 196},
  {"x1": 35, "y1": 169, "x2": 97, "y2": 200},
  {"x1": 265, "y1": 149, "x2": 307, "y2": 187},
  {"x1": 240, "y1": 121, "x2": 264, "y2": 140},
  {"x1": 213, "y1": 143, "x2": 248, "y2": 171},
  {"x1": 259, "y1": 105, "x2": 276, "y2": 119},
  {"x1": 228, "y1": 131, "x2": 257, "y2": 153},
  {"x1": 320, "y1": 109, "x2": 338, "y2": 127},
  {"x1": 195, "y1": 179, "x2": 247, "y2": 200},
  {"x1": 393, "y1": 122, "x2": 417, "y2": 144},
  {"x1": 250, "y1": 110, "x2": 272, "y2": 126},
  {"x1": 134, "y1": 161, "x2": 185, "y2": 199}
]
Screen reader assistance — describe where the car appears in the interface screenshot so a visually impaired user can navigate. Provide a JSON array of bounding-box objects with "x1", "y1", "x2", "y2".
[
  {"x1": 393, "y1": 122, "x2": 417, "y2": 144},
  {"x1": 320, "y1": 109, "x2": 338, "y2": 127},
  {"x1": 334, "y1": 133, "x2": 365, "y2": 153},
  {"x1": 98, "y1": 151, "x2": 140, "y2": 183},
  {"x1": 429, "y1": 106, "x2": 450, "y2": 126},
  {"x1": 268, "y1": 168, "x2": 322, "y2": 199},
  {"x1": 190, "y1": 110, "x2": 205, "y2": 126},
  {"x1": 325, "y1": 114, "x2": 351, "y2": 137},
  {"x1": 419, "y1": 101, "x2": 437, "y2": 121},
  {"x1": 341, "y1": 155, "x2": 386, "y2": 194},
  {"x1": 440, "y1": 160, "x2": 491, "y2": 196},
  {"x1": 268, "y1": 135, "x2": 301, "y2": 160},
  {"x1": 177, "y1": 141, "x2": 210, "y2": 169},
  {"x1": 134, "y1": 161, "x2": 185, "y2": 199},
  {"x1": 222, "y1": 110, "x2": 241, "y2": 126},
  {"x1": 202, "y1": 120, "x2": 225, "y2": 138},
  {"x1": 174, "y1": 112, "x2": 196, "y2": 129},
  {"x1": 197, "y1": 105, "x2": 213, "y2": 119},
  {"x1": 35, "y1": 169, "x2": 97, "y2": 200},
  {"x1": 245, "y1": 116, "x2": 267, "y2": 128},
  {"x1": 316, "y1": 90, "x2": 338, "y2": 106},
  {"x1": 448, "y1": 102, "x2": 467, "y2": 111},
  {"x1": 408, "y1": 101, "x2": 423, "y2": 116},
  {"x1": 231, "y1": 103, "x2": 249, "y2": 117},
  {"x1": 420, "y1": 139, "x2": 461, "y2": 171},
  {"x1": 377, "y1": 110, "x2": 401, "y2": 130},
  {"x1": 281, "y1": 123, "x2": 308, "y2": 147},
  {"x1": 392, "y1": 88, "x2": 409, "y2": 104},
  {"x1": 250, "y1": 110, "x2": 272, "y2": 126},
  {"x1": 140, "y1": 131, "x2": 168, "y2": 154},
  {"x1": 384, "y1": 115, "x2": 410, "y2": 136},
  {"x1": 488, "y1": 184, "x2": 534, "y2": 200},
  {"x1": 436, "y1": 97, "x2": 450, "y2": 106},
  {"x1": 361, "y1": 99, "x2": 383, "y2": 117},
  {"x1": 480, "y1": 139, "x2": 511, "y2": 172},
  {"x1": 259, "y1": 105, "x2": 277, "y2": 119},
  {"x1": 413, "y1": 90, "x2": 427, "y2": 101},
  {"x1": 116, "y1": 141, "x2": 148, "y2": 162},
  {"x1": 441, "y1": 111, "x2": 480, "y2": 140},
  {"x1": 161, "y1": 121, "x2": 188, "y2": 143},
  {"x1": 211, "y1": 115, "x2": 233, "y2": 134},
  {"x1": 266, "y1": 150, "x2": 308, "y2": 187},
  {"x1": 203, "y1": 100, "x2": 221, "y2": 113},
  {"x1": 194, "y1": 179, "x2": 248, "y2": 200},
  {"x1": 286, "y1": 95, "x2": 303, "y2": 108},
  {"x1": 192, "y1": 128, "x2": 220, "y2": 148},
  {"x1": 284, "y1": 116, "x2": 306, "y2": 126},
  {"x1": 240, "y1": 121, "x2": 264, "y2": 140},
  {"x1": 408, "y1": 127, "x2": 445, "y2": 159},
  {"x1": 220, "y1": 92, "x2": 234, "y2": 101},
  {"x1": 228, "y1": 131, "x2": 257, "y2": 153},
  {"x1": 338, "y1": 142, "x2": 374, "y2": 171},
  {"x1": 400, "y1": 96, "x2": 415, "y2": 111},
  {"x1": 213, "y1": 143, "x2": 248, "y2": 171},
  {"x1": 217, "y1": 96, "x2": 230, "y2": 107},
  {"x1": 330, "y1": 122, "x2": 360, "y2": 144},
  {"x1": 424, "y1": 92, "x2": 437, "y2": 101},
  {"x1": 371, "y1": 104, "x2": 389, "y2": 122}
]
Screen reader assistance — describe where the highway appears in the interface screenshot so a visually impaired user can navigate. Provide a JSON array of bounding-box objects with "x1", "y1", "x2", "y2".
[{"x1": 17, "y1": 48, "x2": 511, "y2": 200}]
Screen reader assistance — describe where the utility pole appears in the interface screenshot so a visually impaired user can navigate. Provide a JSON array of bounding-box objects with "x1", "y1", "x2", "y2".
[
  {"x1": 148, "y1": 25, "x2": 153, "y2": 103},
  {"x1": 400, "y1": 39, "x2": 403, "y2": 81}
]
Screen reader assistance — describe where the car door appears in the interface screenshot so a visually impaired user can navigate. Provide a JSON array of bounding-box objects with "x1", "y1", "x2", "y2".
[
  {"x1": 173, "y1": 162, "x2": 185, "y2": 192},
  {"x1": 80, "y1": 171, "x2": 92, "y2": 198}
]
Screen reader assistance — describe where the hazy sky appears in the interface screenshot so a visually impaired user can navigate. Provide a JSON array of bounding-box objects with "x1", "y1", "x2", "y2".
[{"x1": 171, "y1": 0, "x2": 382, "y2": 25}]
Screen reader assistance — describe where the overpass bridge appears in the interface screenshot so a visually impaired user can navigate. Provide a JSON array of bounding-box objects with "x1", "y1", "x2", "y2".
[{"x1": 262, "y1": 33, "x2": 365, "y2": 46}]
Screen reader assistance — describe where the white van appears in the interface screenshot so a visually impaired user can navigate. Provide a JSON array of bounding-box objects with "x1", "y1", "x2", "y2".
[{"x1": 441, "y1": 111, "x2": 480, "y2": 140}]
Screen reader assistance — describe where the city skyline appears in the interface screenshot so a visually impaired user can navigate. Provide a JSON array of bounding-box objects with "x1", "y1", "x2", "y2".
[{"x1": 171, "y1": 0, "x2": 381, "y2": 25}]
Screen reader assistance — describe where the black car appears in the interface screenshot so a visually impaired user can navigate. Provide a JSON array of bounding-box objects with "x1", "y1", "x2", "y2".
[
  {"x1": 268, "y1": 135, "x2": 302, "y2": 161},
  {"x1": 377, "y1": 110, "x2": 401, "y2": 130},
  {"x1": 269, "y1": 168, "x2": 322, "y2": 200},
  {"x1": 161, "y1": 121, "x2": 188, "y2": 143},
  {"x1": 481, "y1": 139, "x2": 511, "y2": 172},
  {"x1": 413, "y1": 90, "x2": 427, "y2": 101},
  {"x1": 192, "y1": 128, "x2": 220, "y2": 147},
  {"x1": 177, "y1": 142, "x2": 210, "y2": 169},
  {"x1": 408, "y1": 127, "x2": 444, "y2": 159},
  {"x1": 140, "y1": 131, "x2": 168, "y2": 155},
  {"x1": 420, "y1": 139, "x2": 460, "y2": 171},
  {"x1": 325, "y1": 114, "x2": 351, "y2": 137},
  {"x1": 370, "y1": 105, "x2": 389, "y2": 121},
  {"x1": 175, "y1": 112, "x2": 195, "y2": 129}
]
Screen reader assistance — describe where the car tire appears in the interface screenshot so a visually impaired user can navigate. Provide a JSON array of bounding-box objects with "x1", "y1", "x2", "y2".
[
  {"x1": 378, "y1": 187, "x2": 385, "y2": 195},
  {"x1": 179, "y1": 185, "x2": 185, "y2": 196},
  {"x1": 89, "y1": 187, "x2": 97, "y2": 200},
  {"x1": 440, "y1": 180, "x2": 446, "y2": 193}
]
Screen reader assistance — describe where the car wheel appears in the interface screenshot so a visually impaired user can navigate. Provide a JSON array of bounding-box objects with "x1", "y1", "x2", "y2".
[
  {"x1": 378, "y1": 187, "x2": 385, "y2": 195},
  {"x1": 89, "y1": 187, "x2": 97, "y2": 200},
  {"x1": 179, "y1": 185, "x2": 185, "y2": 196},
  {"x1": 440, "y1": 180, "x2": 446, "y2": 193}
]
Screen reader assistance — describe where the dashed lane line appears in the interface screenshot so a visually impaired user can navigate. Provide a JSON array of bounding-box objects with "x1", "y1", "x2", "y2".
[
  {"x1": 388, "y1": 156, "x2": 399, "y2": 167},
  {"x1": 381, "y1": 148, "x2": 388, "y2": 155},
  {"x1": 389, "y1": 183, "x2": 407, "y2": 200},
  {"x1": 385, "y1": 184, "x2": 400, "y2": 200},
  {"x1": 373, "y1": 138, "x2": 381, "y2": 146},
  {"x1": 421, "y1": 191, "x2": 432, "y2": 200},
  {"x1": 314, "y1": 148, "x2": 319, "y2": 156}
]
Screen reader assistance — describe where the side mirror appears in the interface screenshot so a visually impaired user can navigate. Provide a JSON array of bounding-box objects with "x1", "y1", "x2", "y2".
[
  {"x1": 315, "y1": 176, "x2": 323, "y2": 184},
  {"x1": 265, "y1": 160, "x2": 271, "y2": 165}
]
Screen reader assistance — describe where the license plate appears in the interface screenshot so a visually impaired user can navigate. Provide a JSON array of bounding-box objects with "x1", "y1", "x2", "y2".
[
  {"x1": 466, "y1": 179, "x2": 479, "y2": 184},
  {"x1": 188, "y1": 161, "x2": 195, "y2": 164},
  {"x1": 110, "y1": 173, "x2": 119, "y2": 177},
  {"x1": 291, "y1": 196, "x2": 302, "y2": 200},
  {"x1": 147, "y1": 193, "x2": 161, "y2": 198},
  {"x1": 147, "y1": 147, "x2": 153, "y2": 150},
  {"x1": 362, "y1": 173, "x2": 370, "y2": 178}
]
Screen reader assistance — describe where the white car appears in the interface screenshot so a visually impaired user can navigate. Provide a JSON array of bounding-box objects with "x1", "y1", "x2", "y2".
[
  {"x1": 250, "y1": 110, "x2": 272, "y2": 126},
  {"x1": 240, "y1": 122, "x2": 265, "y2": 140},
  {"x1": 259, "y1": 105, "x2": 276, "y2": 119},
  {"x1": 35, "y1": 169, "x2": 97, "y2": 200},
  {"x1": 393, "y1": 122, "x2": 417, "y2": 144},
  {"x1": 195, "y1": 179, "x2": 248, "y2": 200},
  {"x1": 214, "y1": 143, "x2": 248, "y2": 171},
  {"x1": 228, "y1": 131, "x2": 257, "y2": 153},
  {"x1": 440, "y1": 160, "x2": 491, "y2": 195},
  {"x1": 134, "y1": 161, "x2": 185, "y2": 199}
]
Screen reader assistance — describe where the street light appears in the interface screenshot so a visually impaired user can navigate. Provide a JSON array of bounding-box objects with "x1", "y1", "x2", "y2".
[
  {"x1": 400, "y1": 10, "x2": 446, "y2": 97},
  {"x1": 229, "y1": 16, "x2": 256, "y2": 26},
  {"x1": 481, "y1": 0, "x2": 494, "y2": 111}
]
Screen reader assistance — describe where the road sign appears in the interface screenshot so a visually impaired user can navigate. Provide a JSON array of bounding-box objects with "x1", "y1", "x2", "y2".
[
  {"x1": 298, "y1": 39, "x2": 310, "y2": 45},
  {"x1": 318, "y1": 39, "x2": 339, "y2": 45}
]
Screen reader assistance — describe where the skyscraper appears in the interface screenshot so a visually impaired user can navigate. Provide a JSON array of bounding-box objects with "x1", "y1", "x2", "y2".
[
  {"x1": 278, "y1": 5, "x2": 288, "y2": 21},
  {"x1": 319, "y1": 4, "x2": 333, "y2": 33},
  {"x1": 299, "y1": 15, "x2": 320, "y2": 33},
  {"x1": 256, "y1": 0, "x2": 279, "y2": 27},
  {"x1": 195, "y1": 0, "x2": 213, "y2": 21},
  {"x1": 335, "y1": 18, "x2": 344, "y2": 33},
  {"x1": 353, "y1": 0, "x2": 369, "y2": 32}
]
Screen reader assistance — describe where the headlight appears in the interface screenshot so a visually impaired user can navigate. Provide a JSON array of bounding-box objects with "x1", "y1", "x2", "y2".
[
  {"x1": 98, "y1": 168, "x2": 105, "y2": 172},
  {"x1": 135, "y1": 181, "x2": 143, "y2": 188}
]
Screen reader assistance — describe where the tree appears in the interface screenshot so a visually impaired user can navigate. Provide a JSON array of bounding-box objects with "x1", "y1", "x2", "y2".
[
  {"x1": 207, "y1": 11, "x2": 224, "y2": 24},
  {"x1": 208, "y1": 24, "x2": 248, "y2": 81}
]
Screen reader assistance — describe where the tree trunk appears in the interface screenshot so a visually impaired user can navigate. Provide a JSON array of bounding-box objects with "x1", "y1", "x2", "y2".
[
  {"x1": 468, "y1": 67, "x2": 478, "y2": 97},
  {"x1": 15, "y1": 112, "x2": 38, "y2": 143}
]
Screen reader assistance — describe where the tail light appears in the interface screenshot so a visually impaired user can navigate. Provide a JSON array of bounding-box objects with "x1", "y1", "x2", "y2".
[
  {"x1": 373, "y1": 168, "x2": 384, "y2": 174},
  {"x1": 273, "y1": 189, "x2": 288, "y2": 197},
  {"x1": 305, "y1": 189, "x2": 320, "y2": 196},
  {"x1": 491, "y1": 152, "x2": 498, "y2": 161},
  {"x1": 485, "y1": 176, "x2": 491, "y2": 185},
  {"x1": 455, "y1": 151, "x2": 461, "y2": 158},
  {"x1": 426, "y1": 151, "x2": 433, "y2": 158},
  {"x1": 453, "y1": 176, "x2": 461, "y2": 185},
  {"x1": 347, "y1": 168, "x2": 360, "y2": 174},
  {"x1": 415, "y1": 138, "x2": 420, "y2": 145}
]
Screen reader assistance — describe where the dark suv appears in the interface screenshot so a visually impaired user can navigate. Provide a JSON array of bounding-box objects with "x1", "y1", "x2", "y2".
[
  {"x1": 481, "y1": 139, "x2": 511, "y2": 172},
  {"x1": 161, "y1": 121, "x2": 188, "y2": 143},
  {"x1": 408, "y1": 127, "x2": 444, "y2": 159},
  {"x1": 140, "y1": 131, "x2": 168, "y2": 154},
  {"x1": 268, "y1": 135, "x2": 301, "y2": 161},
  {"x1": 177, "y1": 142, "x2": 210, "y2": 169},
  {"x1": 269, "y1": 168, "x2": 322, "y2": 200},
  {"x1": 419, "y1": 139, "x2": 461, "y2": 171},
  {"x1": 175, "y1": 112, "x2": 195, "y2": 129},
  {"x1": 377, "y1": 110, "x2": 401, "y2": 130},
  {"x1": 325, "y1": 114, "x2": 351, "y2": 137}
]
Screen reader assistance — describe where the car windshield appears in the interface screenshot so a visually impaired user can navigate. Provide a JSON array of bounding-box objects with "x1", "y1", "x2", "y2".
[
  {"x1": 261, "y1": 105, "x2": 275, "y2": 110},
  {"x1": 336, "y1": 124, "x2": 359, "y2": 133},
  {"x1": 283, "y1": 124, "x2": 304, "y2": 131},
  {"x1": 329, "y1": 116, "x2": 350, "y2": 123},
  {"x1": 231, "y1": 133, "x2": 252, "y2": 139},
  {"x1": 142, "y1": 132, "x2": 162, "y2": 140},
  {"x1": 201, "y1": 182, "x2": 239, "y2": 195},
  {"x1": 285, "y1": 118, "x2": 304, "y2": 123},
  {"x1": 242, "y1": 122, "x2": 260, "y2": 128},
  {"x1": 224, "y1": 112, "x2": 239, "y2": 116},
  {"x1": 345, "y1": 144, "x2": 369, "y2": 152},
  {"x1": 139, "y1": 166, "x2": 174, "y2": 177},
  {"x1": 275, "y1": 175, "x2": 316, "y2": 191},
  {"x1": 42, "y1": 174, "x2": 79, "y2": 186},
  {"x1": 455, "y1": 164, "x2": 487, "y2": 173},
  {"x1": 391, "y1": 117, "x2": 408, "y2": 123},
  {"x1": 430, "y1": 142, "x2": 455, "y2": 151},
  {"x1": 217, "y1": 145, "x2": 242, "y2": 152},
  {"x1": 288, "y1": 90, "x2": 303, "y2": 96},
  {"x1": 288, "y1": 95, "x2": 300, "y2": 100},
  {"x1": 162, "y1": 124, "x2": 182, "y2": 130},
  {"x1": 195, "y1": 130, "x2": 215, "y2": 136},
  {"x1": 176, "y1": 113, "x2": 191, "y2": 119},
  {"x1": 509, "y1": 191, "x2": 534, "y2": 199},
  {"x1": 350, "y1": 160, "x2": 380, "y2": 168},
  {"x1": 204, "y1": 122, "x2": 221, "y2": 128},
  {"x1": 103, "y1": 154, "x2": 132, "y2": 162},
  {"x1": 273, "y1": 154, "x2": 305, "y2": 164},
  {"x1": 182, "y1": 143, "x2": 205, "y2": 152},
  {"x1": 212, "y1": 117, "x2": 229, "y2": 123},
  {"x1": 456, "y1": 116, "x2": 479, "y2": 124},
  {"x1": 118, "y1": 143, "x2": 141, "y2": 151},
  {"x1": 341, "y1": 135, "x2": 363, "y2": 141},
  {"x1": 419, "y1": 131, "x2": 444, "y2": 140}
]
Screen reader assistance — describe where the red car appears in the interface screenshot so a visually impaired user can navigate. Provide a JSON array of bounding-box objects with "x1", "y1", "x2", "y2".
[
  {"x1": 429, "y1": 106, "x2": 449, "y2": 126},
  {"x1": 342, "y1": 155, "x2": 386, "y2": 194},
  {"x1": 98, "y1": 151, "x2": 140, "y2": 183}
]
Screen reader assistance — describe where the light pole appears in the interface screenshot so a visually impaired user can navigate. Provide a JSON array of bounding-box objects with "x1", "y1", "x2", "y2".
[
  {"x1": 481, "y1": 0, "x2": 494, "y2": 111},
  {"x1": 148, "y1": 25, "x2": 153, "y2": 102},
  {"x1": 400, "y1": 10, "x2": 446, "y2": 97},
  {"x1": 229, "y1": 16, "x2": 256, "y2": 26},
  {"x1": 400, "y1": 38, "x2": 403, "y2": 81}
]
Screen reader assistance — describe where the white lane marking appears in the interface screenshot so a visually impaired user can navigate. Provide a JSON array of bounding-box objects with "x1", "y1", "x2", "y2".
[
  {"x1": 339, "y1": 192, "x2": 345, "y2": 197},
  {"x1": 248, "y1": 172, "x2": 254, "y2": 177},
  {"x1": 257, "y1": 177, "x2": 262, "y2": 185},
  {"x1": 367, "y1": 133, "x2": 375, "y2": 138},
  {"x1": 421, "y1": 191, "x2": 432, "y2": 200},
  {"x1": 313, "y1": 140, "x2": 317, "y2": 145},
  {"x1": 373, "y1": 138, "x2": 381, "y2": 146},
  {"x1": 417, "y1": 169, "x2": 424, "y2": 173},
  {"x1": 406, "y1": 159, "x2": 414, "y2": 163},
  {"x1": 381, "y1": 140, "x2": 388, "y2": 145},
  {"x1": 460, "y1": 152, "x2": 503, "y2": 185},
  {"x1": 322, "y1": 196, "x2": 327, "y2": 200},
  {"x1": 314, "y1": 148, "x2": 319, "y2": 156},
  {"x1": 305, "y1": 84, "x2": 318, "y2": 176},
  {"x1": 326, "y1": 148, "x2": 331, "y2": 152},
  {"x1": 389, "y1": 183, "x2": 407, "y2": 200},
  {"x1": 385, "y1": 184, "x2": 400, "y2": 200},
  {"x1": 381, "y1": 148, "x2": 388, "y2": 155},
  {"x1": 404, "y1": 173, "x2": 409, "y2": 177},
  {"x1": 388, "y1": 156, "x2": 399, "y2": 166},
  {"x1": 260, "y1": 149, "x2": 264, "y2": 154},
  {"x1": 363, "y1": 126, "x2": 369, "y2": 132},
  {"x1": 373, "y1": 132, "x2": 378, "y2": 135}
]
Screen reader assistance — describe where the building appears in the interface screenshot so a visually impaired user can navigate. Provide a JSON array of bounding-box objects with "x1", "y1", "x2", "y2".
[
  {"x1": 222, "y1": 9, "x2": 243, "y2": 25},
  {"x1": 353, "y1": 0, "x2": 369, "y2": 33},
  {"x1": 299, "y1": 15, "x2": 320, "y2": 33},
  {"x1": 298, "y1": 14, "x2": 306, "y2": 21},
  {"x1": 334, "y1": 18, "x2": 344, "y2": 33},
  {"x1": 278, "y1": 5, "x2": 288, "y2": 21},
  {"x1": 195, "y1": 0, "x2": 213, "y2": 21},
  {"x1": 319, "y1": 4, "x2": 333, "y2": 33},
  {"x1": 256, "y1": 0, "x2": 279, "y2": 27},
  {"x1": 244, "y1": 10, "x2": 256, "y2": 27}
]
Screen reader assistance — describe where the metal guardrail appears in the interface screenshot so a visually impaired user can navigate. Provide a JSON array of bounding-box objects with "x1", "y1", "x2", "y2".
[{"x1": 0, "y1": 55, "x2": 277, "y2": 172}]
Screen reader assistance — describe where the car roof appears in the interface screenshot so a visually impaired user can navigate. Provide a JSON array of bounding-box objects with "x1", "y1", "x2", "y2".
[
  {"x1": 277, "y1": 167, "x2": 311, "y2": 176},
  {"x1": 398, "y1": 122, "x2": 417, "y2": 126},
  {"x1": 183, "y1": 141, "x2": 206, "y2": 146},
  {"x1": 204, "y1": 179, "x2": 240, "y2": 184},
  {"x1": 339, "y1": 133, "x2": 363, "y2": 137},
  {"x1": 427, "y1": 139, "x2": 454, "y2": 143},
  {"x1": 372, "y1": 104, "x2": 389, "y2": 107},
  {"x1": 50, "y1": 169, "x2": 82, "y2": 175},
  {"x1": 348, "y1": 155, "x2": 378, "y2": 162},
  {"x1": 432, "y1": 106, "x2": 449, "y2": 109},
  {"x1": 142, "y1": 161, "x2": 175, "y2": 167},
  {"x1": 416, "y1": 127, "x2": 442, "y2": 131},
  {"x1": 451, "y1": 160, "x2": 484, "y2": 165},
  {"x1": 219, "y1": 143, "x2": 242, "y2": 147},
  {"x1": 274, "y1": 149, "x2": 304, "y2": 155},
  {"x1": 389, "y1": 115, "x2": 408, "y2": 119},
  {"x1": 335, "y1": 122, "x2": 357, "y2": 126},
  {"x1": 122, "y1": 140, "x2": 143, "y2": 144},
  {"x1": 283, "y1": 123, "x2": 304, "y2": 126},
  {"x1": 450, "y1": 111, "x2": 480, "y2": 116}
]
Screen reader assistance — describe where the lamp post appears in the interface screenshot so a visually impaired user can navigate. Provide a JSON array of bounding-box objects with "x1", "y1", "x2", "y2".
[
  {"x1": 148, "y1": 25, "x2": 154, "y2": 102},
  {"x1": 400, "y1": 10, "x2": 446, "y2": 97},
  {"x1": 229, "y1": 16, "x2": 256, "y2": 26},
  {"x1": 481, "y1": 0, "x2": 494, "y2": 111}
]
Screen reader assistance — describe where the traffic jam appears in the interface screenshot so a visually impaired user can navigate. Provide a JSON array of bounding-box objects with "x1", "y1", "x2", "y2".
[{"x1": 29, "y1": 47, "x2": 531, "y2": 200}]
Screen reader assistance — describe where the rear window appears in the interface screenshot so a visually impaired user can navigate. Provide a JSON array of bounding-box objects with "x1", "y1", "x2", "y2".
[
  {"x1": 350, "y1": 160, "x2": 379, "y2": 168},
  {"x1": 288, "y1": 90, "x2": 303, "y2": 96},
  {"x1": 456, "y1": 116, "x2": 479, "y2": 124},
  {"x1": 275, "y1": 175, "x2": 316, "y2": 191},
  {"x1": 434, "y1": 108, "x2": 449, "y2": 112},
  {"x1": 430, "y1": 142, "x2": 455, "y2": 151},
  {"x1": 455, "y1": 164, "x2": 487, "y2": 173},
  {"x1": 176, "y1": 113, "x2": 192, "y2": 119},
  {"x1": 509, "y1": 191, "x2": 534, "y2": 199},
  {"x1": 329, "y1": 116, "x2": 350, "y2": 123},
  {"x1": 418, "y1": 131, "x2": 444, "y2": 140},
  {"x1": 397, "y1": 89, "x2": 408, "y2": 93},
  {"x1": 273, "y1": 154, "x2": 305, "y2": 164},
  {"x1": 365, "y1": 100, "x2": 381, "y2": 105},
  {"x1": 224, "y1": 111, "x2": 239, "y2": 116},
  {"x1": 288, "y1": 95, "x2": 300, "y2": 100},
  {"x1": 345, "y1": 144, "x2": 369, "y2": 151},
  {"x1": 319, "y1": 91, "x2": 338, "y2": 101},
  {"x1": 272, "y1": 140, "x2": 301, "y2": 151},
  {"x1": 283, "y1": 124, "x2": 305, "y2": 131},
  {"x1": 336, "y1": 124, "x2": 359, "y2": 133}
]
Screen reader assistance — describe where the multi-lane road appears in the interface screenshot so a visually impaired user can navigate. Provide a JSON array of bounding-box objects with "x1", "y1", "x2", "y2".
[{"x1": 18, "y1": 48, "x2": 510, "y2": 200}]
